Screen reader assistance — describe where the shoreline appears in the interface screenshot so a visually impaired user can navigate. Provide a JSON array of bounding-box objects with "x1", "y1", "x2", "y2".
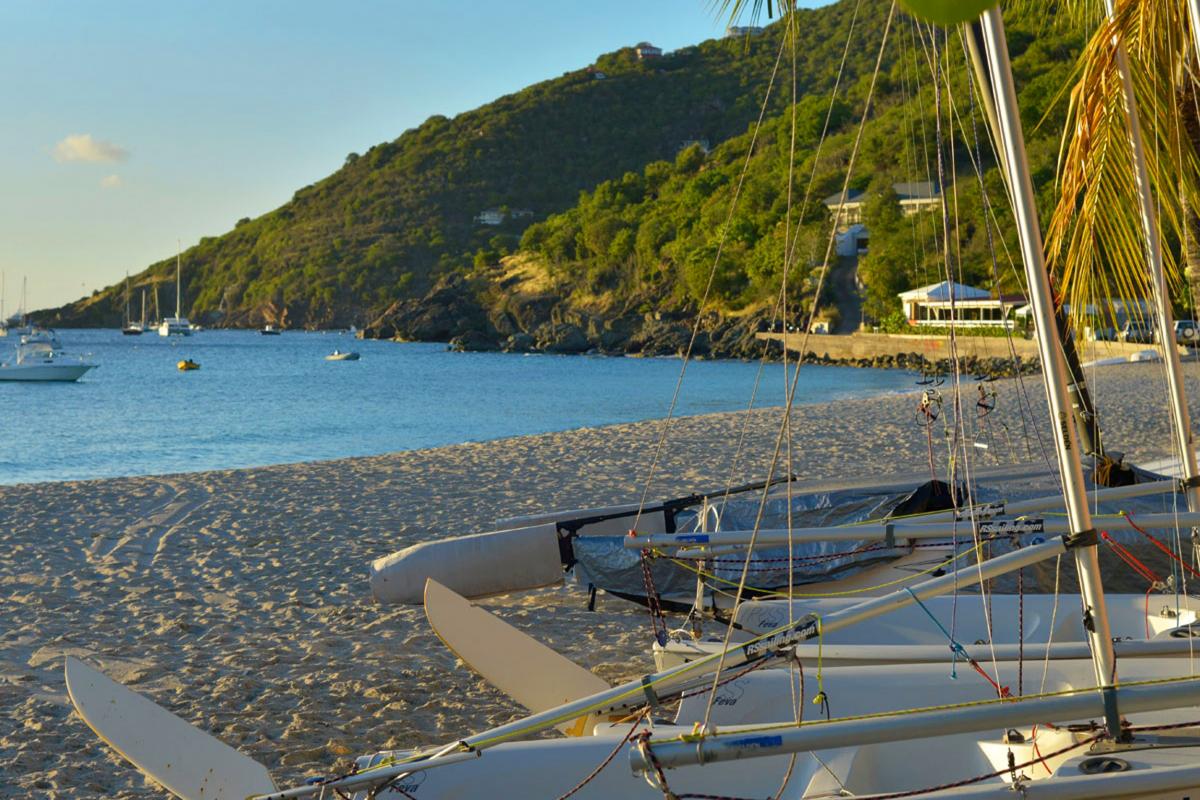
[{"x1": 3, "y1": 361, "x2": 1200, "y2": 797}]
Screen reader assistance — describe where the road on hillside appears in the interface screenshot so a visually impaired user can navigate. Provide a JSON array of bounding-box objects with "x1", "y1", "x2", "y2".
[{"x1": 829, "y1": 254, "x2": 863, "y2": 333}]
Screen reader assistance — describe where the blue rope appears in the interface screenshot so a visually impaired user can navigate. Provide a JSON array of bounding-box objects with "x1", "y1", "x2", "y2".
[{"x1": 904, "y1": 587, "x2": 968, "y2": 680}]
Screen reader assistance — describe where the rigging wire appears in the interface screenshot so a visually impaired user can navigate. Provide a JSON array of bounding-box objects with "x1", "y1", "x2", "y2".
[
  {"x1": 699, "y1": 0, "x2": 900, "y2": 734},
  {"x1": 691, "y1": 0, "x2": 867, "y2": 621},
  {"x1": 629, "y1": 20, "x2": 792, "y2": 534}
]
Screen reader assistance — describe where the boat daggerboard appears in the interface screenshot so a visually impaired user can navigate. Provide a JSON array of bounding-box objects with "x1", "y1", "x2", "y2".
[
  {"x1": 64, "y1": 656, "x2": 276, "y2": 800},
  {"x1": 423, "y1": 579, "x2": 610, "y2": 735}
]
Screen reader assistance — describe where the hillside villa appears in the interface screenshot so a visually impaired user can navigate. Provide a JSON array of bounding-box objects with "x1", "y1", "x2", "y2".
[
  {"x1": 474, "y1": 207, "x2": 534, "y2": 226},
  {"x1": 825, "y1": 181, "x2": 942, "y2": 255},
  {"x1": 898, "y1": 281, "x2": 1024, "y2": 328},
  {"x1": 635, "y1": 42, "x2": 662, "y2": 60}
]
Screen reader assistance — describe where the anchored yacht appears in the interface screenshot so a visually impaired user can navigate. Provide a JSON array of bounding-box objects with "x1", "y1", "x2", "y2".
[{"x1": 0, "y1": 331, "x2": 96, "y2": 381}]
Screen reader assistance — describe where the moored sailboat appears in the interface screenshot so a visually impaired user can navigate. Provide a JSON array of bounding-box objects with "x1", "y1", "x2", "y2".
[
  {"x1": 158, "y1": 245, "x2": 192, "y2": 336},
  {"x1": 122, "y1": 273, "x2": 144, "y2": 335}
]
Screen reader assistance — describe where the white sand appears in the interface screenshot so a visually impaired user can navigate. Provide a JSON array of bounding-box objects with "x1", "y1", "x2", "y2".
[{"x1": 2, "y1": 361, "x2": 1199, "y2": 797}]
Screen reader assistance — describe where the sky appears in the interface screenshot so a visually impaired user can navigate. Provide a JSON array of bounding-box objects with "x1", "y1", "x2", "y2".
[{"x1": 0, "y1": 0, "x2": 826, "y2": 312}]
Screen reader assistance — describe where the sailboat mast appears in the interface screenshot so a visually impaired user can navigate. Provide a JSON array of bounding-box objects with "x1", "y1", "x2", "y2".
[
  {"x1": 141, "y1": 289, "x2": 146, "y2": 326},
  {"x1": 979, "y1": 8, "x2": 1120, "y2": 733},
  {"x1": 124, "y1": 272, "x2": 131, "y2": 325},
  {"x1": 964, "y1": 26, "x2": 1110, "y2": 464},
  {"x1": 175, "y1": 243, "x2": 182, "y2": 319}
]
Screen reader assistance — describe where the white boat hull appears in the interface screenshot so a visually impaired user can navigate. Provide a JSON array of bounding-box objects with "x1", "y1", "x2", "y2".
[
  {"x1": 351, "y1": 658, "x2": 1200, "y2": 799},
  {"x1": 0, "y1": 363, "x2": 95, "y2": 381},
  {"x1": 158, "y1": 316, "x2": 192, "y2": 336}
]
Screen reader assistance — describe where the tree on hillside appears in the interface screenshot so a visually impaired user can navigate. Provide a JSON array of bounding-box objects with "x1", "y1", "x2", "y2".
[{"x1": 856, "y1": 183, "x2": 911, "y2": 323}]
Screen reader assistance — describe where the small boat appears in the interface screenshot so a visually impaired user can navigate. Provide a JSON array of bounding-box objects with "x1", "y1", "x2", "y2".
[
  {"x1": 121, "y1": 274, "x2": 143, "y2": 335},
  {"x1": 0, "y1": 335, "x2": 96, "y2": 382},
  {"x1": 325, "y1": 349, "x2": 360, "y2": 361},
  {"x1": 176, "y1": 359, "x2": 200, "y2": 371},
  {"x1": 260, "y1": 324, "x2": 281, "y2": 335}
]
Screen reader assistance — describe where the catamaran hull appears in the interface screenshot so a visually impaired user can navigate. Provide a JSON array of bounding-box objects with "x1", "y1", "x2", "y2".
[
  {"x1": 351, "y1": 659, "x2": 1200, "y2": 799},
  {"x1": 67, "y1": 650, "x2": 1200, "y2": 800},
  {"x1": 0, "y1": 363, "x2": 95, "y2": 381},
  {"x1": 353, "y1": 737, "x2": 795, "y2": 799}
]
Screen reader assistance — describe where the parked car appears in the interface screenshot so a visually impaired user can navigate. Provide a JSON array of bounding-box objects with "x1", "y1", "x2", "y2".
[
  {"x1": 1175, "y1": 319, "x2": 1198, "y2": 343},
  {"x1": 1120, "y1": 320, "x2": 1156, "y2": 343}
]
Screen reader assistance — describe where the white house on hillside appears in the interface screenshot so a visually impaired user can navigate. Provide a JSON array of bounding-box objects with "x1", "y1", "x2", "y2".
[
  {"x1": 898, "y1": 281, "x2": 1023, "y2": 328},
  {"x1": 474, "y1": 208, "x2": 534, "y2": 226},
  {"x1": 836, "y1": 222, "x2": 868, "y2": 257},
  {"x1": 474, "y1": 209, "x2": 505, "y2": 226},
  {"x1": 635, "y1": 42, "x2": 662, "y2": 60},
  {"x1": 824, "y1": 181, "x2": 941, "y2": 232}
]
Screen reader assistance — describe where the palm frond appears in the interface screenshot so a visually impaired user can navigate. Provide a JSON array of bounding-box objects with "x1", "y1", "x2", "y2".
[{"x1": 1044, "y1": 0, "x2": 1198, "y2": 333}]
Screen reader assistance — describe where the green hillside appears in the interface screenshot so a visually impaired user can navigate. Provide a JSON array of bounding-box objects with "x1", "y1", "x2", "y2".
[
  {"x1": 43, "y1": 0, "x2": 885, "y2": 330},
  {"x1": 360, "y1": 13, "x2": 1082, "y2": 358},
  {"x1": 509, "y1": 19, "x2": 1082, "y2": 336}
]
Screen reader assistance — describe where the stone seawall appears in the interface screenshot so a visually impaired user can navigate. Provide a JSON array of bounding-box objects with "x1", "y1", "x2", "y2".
[{"x1": 758, "y1": 331, "x2": 1162, "y2": 362}]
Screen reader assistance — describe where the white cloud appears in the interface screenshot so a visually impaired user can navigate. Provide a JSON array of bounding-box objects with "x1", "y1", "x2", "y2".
[
  {"x1": 100, "y1": 174, "x2": 122, "y2": 189},
  {"x1": 53, "y1": 133, "x2": 129, "y2": 163}
]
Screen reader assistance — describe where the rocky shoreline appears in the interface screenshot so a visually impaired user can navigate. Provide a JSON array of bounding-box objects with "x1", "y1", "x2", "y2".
[
  {"x1": 800, "y1": 351, "x2": 1040, "y2": 378},
  {"x1": 357, "y1": 275, "x2": 1040, "y2": 379}
]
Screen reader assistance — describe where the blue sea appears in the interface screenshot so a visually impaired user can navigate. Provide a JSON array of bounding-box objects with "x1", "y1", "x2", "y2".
[{"x1": 0, "y1": 329, "x2": 915, "y2": 485}]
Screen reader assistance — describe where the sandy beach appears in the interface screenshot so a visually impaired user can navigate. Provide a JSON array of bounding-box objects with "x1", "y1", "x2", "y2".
[{"x1": 4, "y1": 360, "x2": 1200, "y2": 798}]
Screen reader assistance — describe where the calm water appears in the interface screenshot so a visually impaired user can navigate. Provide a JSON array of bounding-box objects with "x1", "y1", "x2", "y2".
[{"x1": 0, "y1": 329, "x2": 914, "y2": 485}]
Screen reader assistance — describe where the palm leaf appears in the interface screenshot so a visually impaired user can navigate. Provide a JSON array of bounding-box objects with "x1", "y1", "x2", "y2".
[{"x1": 1044, "y1": 0, "x2": 1199, "y2": 333}]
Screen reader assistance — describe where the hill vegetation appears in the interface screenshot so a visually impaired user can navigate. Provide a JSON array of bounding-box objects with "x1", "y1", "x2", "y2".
[
  {"x1": 509, "y1": 17, "x2": 1082, "y2": 336},
  {"x1": 43, "y1": 0, "x2": 882, "y2": 331},
  {"x1": 44, "y1": 4, "x2": 1092, "y2": 361}
]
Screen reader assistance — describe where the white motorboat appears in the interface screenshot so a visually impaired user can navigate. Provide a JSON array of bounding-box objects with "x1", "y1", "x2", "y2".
[
  {"x1": 0, "y1": 338, "x2": 95, "y2": 382},
  {"x1": 260, "y1": 324, "x2": 281, "y2": 335},
  {"x1": 325, "y1": 349, "x2": 360, "y2": 361},
  {"x1": 158, "y1": 246, "x2": 192, "y2": 336},
  {"x1": 158, "y1": 317, "x2": 191, "y2": 336}
]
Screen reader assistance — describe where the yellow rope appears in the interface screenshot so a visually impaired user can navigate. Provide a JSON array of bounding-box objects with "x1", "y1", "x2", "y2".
[{"x1": 812, "y1": 615, "x2": 826, "y2": 708}]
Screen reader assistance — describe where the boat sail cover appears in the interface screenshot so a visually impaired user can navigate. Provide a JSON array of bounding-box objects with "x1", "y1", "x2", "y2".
[{"x1": 567, "y1": 463, "x2": 1185, "y2": 608}]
